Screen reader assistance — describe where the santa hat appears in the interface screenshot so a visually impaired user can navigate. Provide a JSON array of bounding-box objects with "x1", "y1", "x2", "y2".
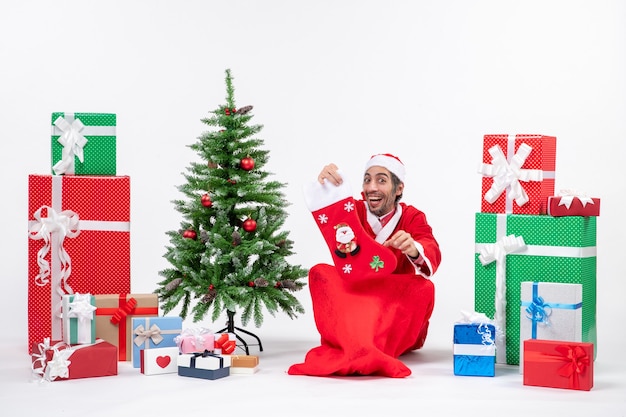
[{"x1": 364, "y1": 153, "x2": 406, "y2": 182}]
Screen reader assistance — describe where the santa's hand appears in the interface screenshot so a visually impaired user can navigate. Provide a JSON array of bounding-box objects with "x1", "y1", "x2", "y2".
[
  {"x1": 384, "y1": 231, "x2": 419, "y2": 258},
  {"x1": 318, "y1": 163, "x2": 343, "y2": 185}
]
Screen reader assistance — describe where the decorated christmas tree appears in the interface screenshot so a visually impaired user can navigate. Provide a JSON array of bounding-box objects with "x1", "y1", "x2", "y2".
[{"x1": 156, "y1": 69, "x2": 308, "y2": 338}]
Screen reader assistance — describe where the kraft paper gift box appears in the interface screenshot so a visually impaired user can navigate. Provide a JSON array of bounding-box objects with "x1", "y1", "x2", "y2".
[
  {"x1": 474, "y1": 212, "x2": 596, "y2": 365},
  {"x1": 178, "y1": 352, "x2": 231, "y2": 380},
  {"x1": 131, "y1": 316, "x2": 183, "y2": 368},
  {"x1": 140, "y1": 346, "x2": 179, "y2": 375},
  {"x1": 51, "y1": 112, "x2": 116, "y2": 175},
  {"x1": 62, "y1": 293, "x2": 96, "y2": 345},
  {"x1": 174, "y1": 328, "x2": 215, "y2": 354},
  {"x1": 523, "y1": 339, "x2": 593, "y2": 391},
  {"x1": 94, "y1": 294, "x2": 159, "y2": 361},
  {"x1": 478, "y1": 134, "x2": 556, "y2": 215},
  {"x1": 27, "y1": 175, "x2": 131, "y2": 351},
  {"x1": 31, "y1": 338, "x2": 117, "y2": 382},
  {"x1": 225, "y1": 354, "x2": 260, "y2": 374},
  {"x1": 547, "y1": 193, "x2": 601, "y2": 217},
  {"x1": 519, "y1": 282, "x2": 583, "y2": 373},
  {"x1": 453, "y1": 323, "x2": 496, "y2": 377}
]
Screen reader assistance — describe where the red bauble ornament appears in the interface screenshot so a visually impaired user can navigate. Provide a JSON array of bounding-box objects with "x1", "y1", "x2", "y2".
[
  {"x1": 242, "y1": 218, "x2": 257, "y2": 232},
  {"x1": 201, "y1": 193, "x2": 213, "y2": 207},
  {"x1": 183, "y1": 229, "x2": 197, "y2": 240},
  {"x1": 248, "y1": 281, "x2": 255, "y2": 287},
  {"x1": 240, "y1": 156, "x2": 255, "y2": 171}
]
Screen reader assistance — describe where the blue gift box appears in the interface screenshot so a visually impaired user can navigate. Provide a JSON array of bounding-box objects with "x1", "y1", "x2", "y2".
[
  {"x1": 131, "y1": 316, "x2": 182, "y2": 368},
  {"x1": 177, "y1": 352, "x2": 230, "y2": 380},
  {"x1": 453, "y1": 323, "x2": 496, "y2": 377}
]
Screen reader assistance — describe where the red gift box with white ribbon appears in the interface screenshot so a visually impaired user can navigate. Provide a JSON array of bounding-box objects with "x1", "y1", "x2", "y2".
[
  {"x1": 27, "y1": 175, "x2": 131, "y2": 351},
  {"x1": 479, "y1": 134, "x2": 556, "y2": 215}
]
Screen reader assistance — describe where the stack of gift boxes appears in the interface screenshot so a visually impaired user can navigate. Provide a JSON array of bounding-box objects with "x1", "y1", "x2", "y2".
[
  {"x1": 28, "y1": 112, "x2": 259, "y2": 382},
  {"x1": 453, "y1": 133, "x2": 598, "y2": 391}
]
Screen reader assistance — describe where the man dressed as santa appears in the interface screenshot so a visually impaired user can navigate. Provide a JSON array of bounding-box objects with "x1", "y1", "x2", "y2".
[{"x1": 288, "y1": 153, "x2": 442, "y2": 378}]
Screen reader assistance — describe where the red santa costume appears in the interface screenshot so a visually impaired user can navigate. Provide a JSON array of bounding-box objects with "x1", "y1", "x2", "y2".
[{"x1": 288, "y1": 154, "x2": 441, "y2": 378}]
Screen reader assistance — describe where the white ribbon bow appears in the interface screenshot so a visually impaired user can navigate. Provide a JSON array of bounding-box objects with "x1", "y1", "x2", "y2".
[
  {"x1": 557, "y1": 189, "x2": 595, "y2": 209},
  {"x1": 52, "y1": 116, "x2": 88, "y2": 175},
  {"x1": 67, "y1": 293, "x2": 96, "y2": 322},
  {"x1": 28, "y1": 206, "x2": 80, "y2": 288},
  {"x1": 31, "y1": 338, "x2": 72, "y2": 382},
  {"x1": 479, "y1": 143, "x2": 543, "y2": 208},
  {"x1": 133, "y1": 324, "x2": 164, "y2": 347},
  {"x1": 478, "y1": 234, "x2": 526, "y2": 363}
]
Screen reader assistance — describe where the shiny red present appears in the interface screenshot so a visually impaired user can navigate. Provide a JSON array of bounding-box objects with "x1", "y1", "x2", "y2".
[
  {"x1": 523, "y1": 339, "x2": 593, "y2": 391},
  {"x1": 27, "y1": 175, "x2": 131, "y2": 351}
]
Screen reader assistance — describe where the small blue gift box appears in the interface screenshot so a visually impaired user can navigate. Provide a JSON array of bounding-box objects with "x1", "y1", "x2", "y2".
[
  {"x1": 131, "y1": 316, "x2": 182, "y2": 368},
  {"x1": 177, "y1": 351, "x2": 231, "y2": 380},
  {"x1": 453, "y1": 323, "x2": 496, "y2": 377}
]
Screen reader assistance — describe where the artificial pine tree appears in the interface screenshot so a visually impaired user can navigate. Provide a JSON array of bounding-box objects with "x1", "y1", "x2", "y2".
[{"x1": 156, "y1": 69, "x2": 308, "y2": 350}]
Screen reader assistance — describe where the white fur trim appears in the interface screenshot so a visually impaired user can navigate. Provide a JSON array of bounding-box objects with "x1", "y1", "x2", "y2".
[
  {"x1": 364, "y1": 154, "x2": 406, "y2": 182},
  {"x1": 302, "y1": 177, "x2": 353, "y2": 212}
]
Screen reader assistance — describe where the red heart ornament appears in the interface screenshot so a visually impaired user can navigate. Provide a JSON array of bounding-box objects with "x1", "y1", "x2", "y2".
[{"x1": 156, "y1": 355, "x2": 171, "y2": 368}]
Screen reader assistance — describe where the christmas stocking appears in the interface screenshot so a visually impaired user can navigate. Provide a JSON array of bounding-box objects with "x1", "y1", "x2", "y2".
[{"x1": 303, "y1": 177, "x2": 397, "y2": 279}]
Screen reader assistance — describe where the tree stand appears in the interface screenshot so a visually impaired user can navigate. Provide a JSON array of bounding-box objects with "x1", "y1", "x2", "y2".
[{"x1": 216, "y1": 310, "x2": 264, "y2": 355}]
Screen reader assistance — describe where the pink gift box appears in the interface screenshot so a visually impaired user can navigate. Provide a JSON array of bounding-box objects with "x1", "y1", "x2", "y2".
[{"x1": 175, "y1": 329, "x2": 215, "y2": 353}]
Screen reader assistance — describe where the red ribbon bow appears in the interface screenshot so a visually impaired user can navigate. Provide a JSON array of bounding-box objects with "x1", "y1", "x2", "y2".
[
  {"x1": 555, "y1": 344, "x2": 590, "y2": 389},
  {"x1": 110, "y1": 297, "x2": 137, "y2": 325}
]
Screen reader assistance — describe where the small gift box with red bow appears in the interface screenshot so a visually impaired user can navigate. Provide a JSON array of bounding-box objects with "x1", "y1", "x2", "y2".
[
  {"x1": 214, "y1": 333, "x2": 237, "y2": 354},
  {"x1": 547, "y1": 190, "x2": 600, "y2": 217},
  {"x1": 174, "y1": 328, "x2": 215, "y2": 354},
  {"x1": 178, "y1": 351, "x2": 231, "y2": 380},
  {"x1": 31, "y1": 338, "x2": 117, "y2": 382},
  {"x1": 523, "y1": 339, "x2": 593, "y2": 391},
  {"x1": 131, "y1": 316, "x2": 182, "y2": 368},
  {"x1": 62, "y1": 293, "x2": 96, "y2": 345},
  {"x1": 140, "y1": 346, "x2": 179, "y2": 375}
]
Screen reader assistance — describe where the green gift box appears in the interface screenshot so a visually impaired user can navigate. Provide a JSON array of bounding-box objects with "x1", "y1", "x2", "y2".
[
  {"x1": 474, "y1": 212, "x2": 596, "y2": 365},
  {"x1": 51, "y1": 112, "x2": 116, "y2": 175}
]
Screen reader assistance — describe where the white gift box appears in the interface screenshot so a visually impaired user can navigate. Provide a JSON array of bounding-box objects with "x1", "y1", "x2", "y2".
[
  {"x1": 140, "y1": 346, "x2": 179, "y2": 375},
  {"x1": 519, "y1": 281, "x2": 582, "y2": 373}
]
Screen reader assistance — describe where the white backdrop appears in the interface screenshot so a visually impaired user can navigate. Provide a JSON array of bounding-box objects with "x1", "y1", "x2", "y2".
[{"x1": 1, "y1": 0, "x2": 625, "y2": 361}]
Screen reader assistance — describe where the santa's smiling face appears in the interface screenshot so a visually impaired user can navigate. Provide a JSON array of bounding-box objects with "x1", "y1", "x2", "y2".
[
  {"x1": 362, "y1": 166, "x2": 404, "y2": 217},
  {"x1": 335, "y1": 223, "x2": 355, "y2": 244}
]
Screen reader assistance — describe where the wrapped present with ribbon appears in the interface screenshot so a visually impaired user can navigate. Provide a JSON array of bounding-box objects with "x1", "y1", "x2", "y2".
[
  {"x1": 174, "y1": 327, "x2": 215, "y2": 354},
  {"x1": 547, "y1": 189, "x2": 601, "y2": 217},
  {"x1": 478, "y1": 134, "x2": 556, "y2": 215},
  {"x1": 131, "y1": 316, "x2": 182, "y2": 368},
  {"x1": 453, "y1": 311, "x2": 497, "y2": 377},
  {"x1": 475, "y1": 212, "x2": 597, "y2": 365},
  {"x1": 214, "y1": 332, "x2": 237, "y2": 354},
  {"x1": 51, "y1": 112, "x2": 116, "y2": 175},
  {"x1": 31, "y1": 338, "x2": 117, "y2": 382},
  {"x1": 62, "y1": 293, "x2": 96, "y2": 345},
  {"x1": 519, "y1": 282, "x2": 583, "y2": 373},
  {"x1": 178, "y1": 351, "x2": 231, "y2": 380},
  {"x1": 95, "y1": 294, "x2": 159, "y2": 361},
  {"x1": 140, "y1": 346, "x2": 179, "y2": 376},
  {"x1": 224, "y1": 354, "x2": 260, "y2": 374},
  {"x1": 523, "y1": 339, "x2": 593, "y2": 391},
  {"x1": 27, "y1": 175, "x2": 131, "y2": 351}
]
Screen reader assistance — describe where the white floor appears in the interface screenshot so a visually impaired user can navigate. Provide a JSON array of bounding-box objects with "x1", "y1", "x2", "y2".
[{"x1": 2, "y1": 328, "x2": 624, "y2": 417}]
